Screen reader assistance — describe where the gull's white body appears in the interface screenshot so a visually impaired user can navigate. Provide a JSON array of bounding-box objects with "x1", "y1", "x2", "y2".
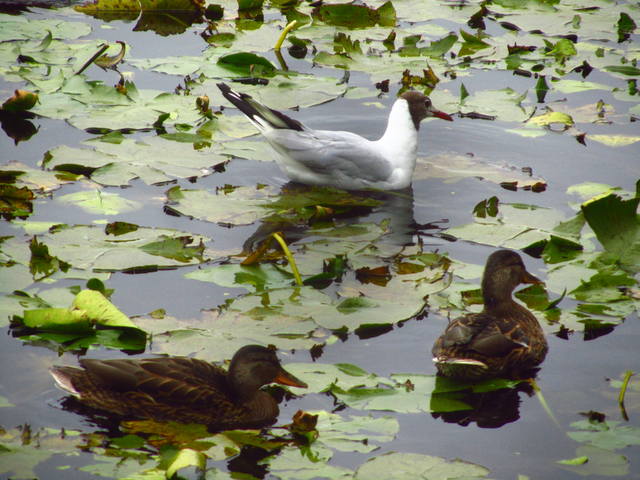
[
  {"x1": 217, "y1": 84, "x2": 453, "y2": 191},
  {"x1": 261, "y1": 100, "x2": 417, "y2": 190}
]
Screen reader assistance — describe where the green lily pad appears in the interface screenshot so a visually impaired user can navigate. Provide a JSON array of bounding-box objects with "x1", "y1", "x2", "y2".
[
  {"x1": 581, "y1": 190, "x2": 640, "y2": 271},
  {"x1": 217, "y1": 52, "x2": 276, "y2": 76},
  {"x1": 45, "y1": 136, "x2": 227, "y2": 186},
  {"x1": 56, "y1": 190, "x2": 141, "y2": 215},
  {"x1": 587, "y1": 134, "x2": 640, "y2": 147},
  {"x1": 557, "y1": 445, "x2": 629, "y2": 477},
  {"x1": 415, "y1": 153, "x2": 547, "y2": 189},
  {"x1": 0, "y1": 184, "x2": 34, "y2": 219},
  {"x1": 15, "y1": 289, "x2": 146, "y2": 351},
  {"x1": 568, "y1": 419, "x2": 640, "y2": 451},
  {"x1": 313, "y1": 2, "x2": 396, "y2": 28},
  {"x1": 355, "y1": 452, "x2": 490, "y2": 480},
  {"x1": 13, "y1": 225, "x2": 211, "y2": 272}
]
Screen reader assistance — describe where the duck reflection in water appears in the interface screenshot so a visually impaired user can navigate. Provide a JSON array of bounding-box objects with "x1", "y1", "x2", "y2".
[
  {"x1": 432, "y1": 250, "x2": 548, "y2": 380},
  {"x1": 50, "y1": 344, "x2": 307, "y2": 431},
  {"x1": 431, "y1": 380, "x2": 535, "y2": 428}
]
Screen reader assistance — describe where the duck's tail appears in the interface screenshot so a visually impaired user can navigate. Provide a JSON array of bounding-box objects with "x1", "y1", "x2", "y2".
[
  {"x1": 217, "y1": 83, "x2": 304, "y2": 132},
  {"x1": 50, "y1": 366, "x2": 82, "y2": 397}
]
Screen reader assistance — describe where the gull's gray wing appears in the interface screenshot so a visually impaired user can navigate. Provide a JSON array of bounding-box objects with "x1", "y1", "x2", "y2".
[{"x1": 263, "y1": 129, "x2": 394, "y2": 182}]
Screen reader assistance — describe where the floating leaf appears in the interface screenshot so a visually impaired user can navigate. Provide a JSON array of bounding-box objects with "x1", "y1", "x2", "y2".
[
  {"x1": 355, "y1": 452, "x2": 490, "y2": 479},
  {"x1": 217, "y1": 52, "x2": 276, "y2": 76},
  {"x1": 0, "y1": 184, "x2": 34, "y2": 219},
  {"x1": 568, "y1": 419, "x2": 640, "y2": 451},
  {"x1": 1, "y1": 89, "x2": 39, "y2": 112},
  {"x1": 581, "y1": 190, "x2": 640, "y2": 270},
  {"x1": 557, "y1": 445, "x2": 629, "y2": 477},
  {"x1": 603, "y1": 65, "x2": 640, "y2": 76},
  {"x1": 165, "y1": 448, "x2": 206, "y2": 479},
  {"x1": 528, "y1": 111, "x2": 574, "y2": 127},
  {"x1": 587, "y1": 134, "x2": 640, "y2": 147},
  {"x1": 458, "y1": 29, "x2": 491, "y2": 57},
  {"x1": 15, "y1": 289, "x2": 146, "y2": 351},
  {"x1": 56, "y1": 190, "x2": 141, "y2": 215},
  {"x1": 313, "y1": 2, "x2": 396, "y2": 28},
  {"x1": 6, "y1": 225, "x2": 212, "y2": 272}
]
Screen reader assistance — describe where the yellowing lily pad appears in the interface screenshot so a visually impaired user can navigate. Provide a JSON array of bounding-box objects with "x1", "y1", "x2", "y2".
[{"x1": 587, "y1": 134, "x2": 640, "y2": 147}]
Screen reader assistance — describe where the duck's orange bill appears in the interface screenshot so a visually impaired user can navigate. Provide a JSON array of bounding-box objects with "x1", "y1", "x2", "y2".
[
  {"x1": 522, "y1": 270, "x2": 543, "y2": 284},
  {"x1": 274, "y1": 368, "x2": 308, "y2": 389}
]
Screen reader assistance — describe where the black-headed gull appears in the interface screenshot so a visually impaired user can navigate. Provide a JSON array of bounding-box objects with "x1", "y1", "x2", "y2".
[{"x1": 217, "y1": 83, "x2": 453, "y2": 190}]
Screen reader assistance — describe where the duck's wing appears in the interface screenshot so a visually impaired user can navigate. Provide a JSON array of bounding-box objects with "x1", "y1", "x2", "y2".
[
  {"x1": 437, "y1": 313, "x2": 529, "y2": 357},
  {"x1": 79, "y1": 357, "x2": 229, "y2": 405},
  {"x1": 265, "y1": 129, "x2": 394, "y2": 182}
]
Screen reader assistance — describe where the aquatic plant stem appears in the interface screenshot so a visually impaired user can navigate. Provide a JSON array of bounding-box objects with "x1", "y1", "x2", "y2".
[
  {"x1": 528, "y1": 379, "x2": 560, "y2": 428},
  {"x1": 75, "y1": 43, "x2": 109, "y2": 75},
  {"x1": 274, "y1": 20, "x2": 298, "y2": 51},
  {"x1": 272, "y1": 232, "x2": 303, "y2": 286},
  {"x1": 618, "y1": 370, "x2": 634, "y2": 421}
]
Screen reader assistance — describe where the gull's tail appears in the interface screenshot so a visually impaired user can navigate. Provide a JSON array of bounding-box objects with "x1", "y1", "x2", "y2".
[{"x1": 217, "y1": 83, "x2": 304, "y2": 132}]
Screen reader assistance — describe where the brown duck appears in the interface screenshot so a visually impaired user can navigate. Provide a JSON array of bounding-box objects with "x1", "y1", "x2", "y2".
[
  {"x1": 432, "y1": 250, "x2": 548, "y2": 380},
  {"x1": 50, "y1": 345, "x2": 307, "y2": 430}
]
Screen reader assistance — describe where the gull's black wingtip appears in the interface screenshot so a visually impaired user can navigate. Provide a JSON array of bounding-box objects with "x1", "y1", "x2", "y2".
[{"x1": 217, "y1": 82, "x2": 231, "y2": 95}]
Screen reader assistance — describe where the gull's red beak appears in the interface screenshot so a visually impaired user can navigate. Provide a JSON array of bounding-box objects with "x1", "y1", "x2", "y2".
[{"x1": 431, "y1": 109, "x2": 454, "y2": 121}]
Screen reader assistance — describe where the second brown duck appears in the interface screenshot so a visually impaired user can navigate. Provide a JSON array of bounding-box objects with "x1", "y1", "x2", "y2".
[
  {"x1": 50, "y1": 345, "x2": 307, "y2": 430},
  {"x1": 432, "y1": 250, "x2": 548, "y2": 380}
]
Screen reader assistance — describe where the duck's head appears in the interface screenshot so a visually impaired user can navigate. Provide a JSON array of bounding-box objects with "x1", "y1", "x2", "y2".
[
  {"x1": 228, "y1": 345, "x2": 307, "y2": 401},
  {"x1": 481, "y1": 250, "x2": 542, "y2": 307},
  {"x1": 400, "y1": 91, "x2": 453, "y2": 130}
]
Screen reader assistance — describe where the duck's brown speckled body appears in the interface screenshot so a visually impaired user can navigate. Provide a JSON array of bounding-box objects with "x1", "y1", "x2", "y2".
[
  {"x1": 432, "y1": 250, "x2": 548, "y2": 380},
  {"x1": 50, "y1": 345, "x2": 307, "y2": 430}
]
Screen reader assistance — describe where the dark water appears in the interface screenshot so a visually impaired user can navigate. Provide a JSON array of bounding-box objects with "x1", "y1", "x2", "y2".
[{"x1": 1, "y1": 6, "x2": 639, "y2": 480}]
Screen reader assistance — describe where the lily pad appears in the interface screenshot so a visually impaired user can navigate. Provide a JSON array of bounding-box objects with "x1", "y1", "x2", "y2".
[
  {"x1": 11, "y1": 225, "x2": 212, "y2": 272},
  {"x1": 415, "y1": 153, "x2": 547, "y2": 189},
  {"x1": 14, "y1": 289, "x2": 146, "y2": 351},
  {"x1": 581, "y1": 189, "x2": 640, "y2": 271},
  {"x1": 355, "y1": 452, "x2": 490, "y2": 480},
  {"x1": 45, "y1": 136, "x2": 227, "y2": 186}
]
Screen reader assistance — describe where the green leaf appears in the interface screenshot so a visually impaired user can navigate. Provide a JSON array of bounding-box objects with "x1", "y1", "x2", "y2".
[
  {"x1": 557, "y1": 456, "x2": 588, "y2": 465},
  {"x1": 139, "y1": 236, "x2": 204, "y2": 262},
  {"x1": 217, "y1": 52, "x2": 275, "y2": 76},
  {"x1": 568, "y1": 419, "x2": 640, "y2": 451},
  {"x1": 545, "y1": 38, "x2": 576, "y2": 61},
  {"x1": 56, "y1": 190, "x2": 141, "y2": 215},
  {"x1": 603, "y1": 65, "x2": 640, "y2": 76},
  {"x1": 581, "y1": 191, "x2": 640, "y2": 270},
  {"x1": 313, "y1": 3, "x2": 388, "y2": 28},
  {"x1": 376, "y1": 1, "x2": 397, "y2": 27},
  {"x1": 571, "y1": 270, "x2": 636, "y2": 302},
  {"x1": 185, "y1": 264, "x2": 293, "y2": 292},
  {"x1": 29, "y1": 236, "x2": 70, "y2": 279},
  {"x1": 355, "y1": 452, "x2": 490, "y2": 479},
  {"x1": 528, "y1": 111, "x2": 574, "y2": 127},
  {"x1": 28, "y1": 225, "x2": 211, "y2": 272},
  {"x1": 72, "y1": 289, "x2": 140, "y2": 329},
  {"x1": 0, "y1": 184, "x2": 34, "y2": 218},
  {"x1": 422, "y1": 34, "x2": 457, "y2": 58},
  {"x1": 458, "y1": 29, "x2": 490, "y2": 56},
  {"x1": 557, "y1": 445, "x2": 629, "y2": 477},
  {"x1": 535, "y1": 75, "x2": 549, "y2": 103},
  {"x1": 165, "y1": 448, "x2": 206, "y2": 479},
  {"x1": 588, "y1": 134, "x2": 640, "y2": 147},
  {"x1": 17, "y1": 290, "x2": 146, "y2": 351},
  {"x1": 617, "y1": 12, "x2": 636, "y2": 42}
]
